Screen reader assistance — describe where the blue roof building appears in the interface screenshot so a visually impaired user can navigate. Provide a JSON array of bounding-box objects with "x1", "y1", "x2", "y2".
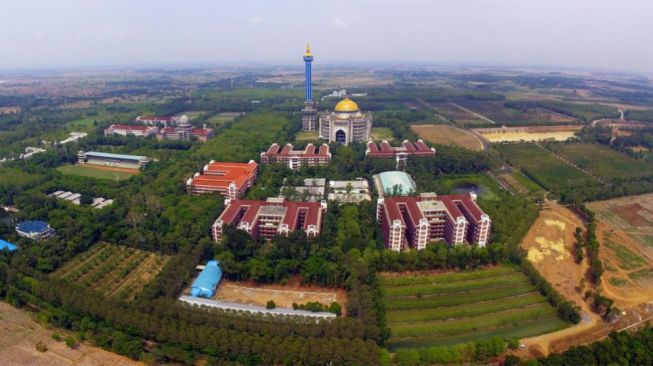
[
  {"x1": 16, "y1": 220, "x2": 55, "y2": 241},
  {"x1": 191, "y1": 260, "x2": 222, "y2": 298},
  {"x1": 0, "y1": 239, "x2": 17, "y2": 251}
]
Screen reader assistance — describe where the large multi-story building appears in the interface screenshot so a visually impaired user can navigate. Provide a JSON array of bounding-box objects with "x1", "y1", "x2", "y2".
[
  {"x1": 301, "y1": 43, "x2": 318, "y2": 131},
  {"x1": 77, "y1": 151, "x2": 151, "y2": 169},
  {"x1": 157, "y1": 115, "x2": 215, "y2": 142},
  {"x1": 260, "y1": 143, "x2": 331, "y2": 171},
  {"x1": 366, "y1": 139, "x2": 436, "y2": 168},
  {"x1": 319, "y1": 98, "x2": 372, "y2": 144},
  {"x1": 377, "y1": 193, "x2": 491, "y2": 252},
  {"x1": 211, "y1": 197, "x2": 326, "y2": 242},
  {"x1": 136, "y1": 115, "x2": 176, "y2": 127},
  {"x1": 104, "y1": 124, "x2": 159, "y2": 137},
  {"x1": 187, "y1": 160, "x2": 258, "y2": 199}
]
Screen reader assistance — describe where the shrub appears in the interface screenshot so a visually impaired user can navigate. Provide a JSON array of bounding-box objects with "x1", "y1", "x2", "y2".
[
  {"x1": 51, "y1": 332, "x2": 62, "y2": 342},
  {"x1": 65, "y1": 335, "x2": 77, "y2": 349},
  {"x1": 35, "y1": 341, "x2": 48, "y2": 352},
  {"x1": 266, "y1": 300, "x2": 276, "y2": 309}
]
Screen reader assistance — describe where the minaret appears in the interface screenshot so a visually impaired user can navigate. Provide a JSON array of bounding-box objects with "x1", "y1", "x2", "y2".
[{"x1": 301, "y1": 42, "x2": 317, "y2": 131}]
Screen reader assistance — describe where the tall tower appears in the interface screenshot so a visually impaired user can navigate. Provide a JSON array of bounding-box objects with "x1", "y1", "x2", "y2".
[{"x1": 301, "y1": 42, "x2": 317, "y2": 131}]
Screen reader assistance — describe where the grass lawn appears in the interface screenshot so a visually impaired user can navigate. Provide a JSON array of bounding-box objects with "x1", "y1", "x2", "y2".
[
  {"x1": 295, "y1": 131, "x2": 320, "y2": 142},
  {"x1": 205, "y1": 112, "x2": 241, "y2": 126},
  {"x1": 57, "y1": 164, "x2": 137, "y2": 181},
  {"x1": 371, "y1": 127, "x2": 395, "y2": 141},
  {"x1": 381, "y1": 265, "x2": 568, "y2": 350}
]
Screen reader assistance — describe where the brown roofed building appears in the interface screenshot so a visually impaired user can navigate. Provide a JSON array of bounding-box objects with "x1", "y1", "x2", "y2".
[
  {"x1": 366, "y1": 139, "x2": 436, "y2": 168},
  {"x1": 260, "y1": 143, "x2": 331, "y2": 171},
  {"x1": 212, "y1": 197, "x2": 326, "y2": 242},
  {"x1": 187, "y1": 160, "x2": 258, "y2": 199},
  {"x1": 377, "y1": 193, "x2": 491, "y2": 252}
]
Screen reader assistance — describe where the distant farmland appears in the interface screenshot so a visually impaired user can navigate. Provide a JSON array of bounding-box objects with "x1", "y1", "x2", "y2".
[
  {"x1": 495, "y1": 143, "x2": 593, "y2": 191},
  {"x1": 381, "y1": 265, "x2": 568, "y2": 350},
  {"x1": 411, "y1": 124, "x2": 483, "y2": 151},
  {"x1": 53, "y1": 243, "x2": 170, "y2": 301},
  {"x1": 549, "y1": 143, "x2": 652, "y2": 180}
]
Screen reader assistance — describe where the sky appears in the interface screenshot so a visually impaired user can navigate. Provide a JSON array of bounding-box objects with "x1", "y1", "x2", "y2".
[{"x1": 1, "y1": 0, "x2": 652, "y2": 74}]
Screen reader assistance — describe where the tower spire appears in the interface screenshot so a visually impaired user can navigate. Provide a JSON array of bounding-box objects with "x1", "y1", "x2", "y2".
[{"x1": 304, "y1": 41, "x2": 312, "y2": 57}]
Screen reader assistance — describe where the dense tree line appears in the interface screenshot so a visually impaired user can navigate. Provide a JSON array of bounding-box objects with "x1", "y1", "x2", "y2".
[
  {"x1": 388, "y1": 337, "x2": 507, "y2": 366},
  {"x1": 538, "y1": 327, "x2": 653, "y2": 366}
]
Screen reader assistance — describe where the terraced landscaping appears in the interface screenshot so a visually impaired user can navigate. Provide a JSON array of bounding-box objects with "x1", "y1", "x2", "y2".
[
  {"x1": 381, "y1": 265, "x2": 568, "y2": 350},
  {"x1": 52, "y1": 243, "x2": 170, "y2": 301}
]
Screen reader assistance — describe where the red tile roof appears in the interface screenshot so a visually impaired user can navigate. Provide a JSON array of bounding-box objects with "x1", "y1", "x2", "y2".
[
  {"x1": 218, "y1": 198, "x2": 323, "y2": 233},
  {"x1": 366, "y1": 139, "x2": 436, "y2": 158},
  {"x1": 190, "y1": 161, "x2": 257, "y2": 192}
]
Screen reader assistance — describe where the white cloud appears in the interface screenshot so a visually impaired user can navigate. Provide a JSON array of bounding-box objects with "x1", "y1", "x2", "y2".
[
  {"x1": 249, "y1": 16, "x2": 265, "y2": 24},
  {"x1": 330, "y1": 17, "x2": 349, "y2": 29}
]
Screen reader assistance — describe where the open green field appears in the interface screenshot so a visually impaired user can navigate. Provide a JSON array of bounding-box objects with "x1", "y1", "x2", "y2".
[
  {"x1": 205, "y1": 112, "x2": 241, "y2": 126},
  {"x1": 495, "y1": 143, "x2": 593, "y2": 191},
  {"x1": 295, "y1": 131, "x2": 320, "y2": 142},
  {"x1": 381, "y1": 265, "x2": 568, "y2": 350},
  {"x1": 371, "y1": 127, "x2": 394, "y2": 140},
  {"x1": 56, "y1": 164, "x2": 137, "y2": 181},
  {"x1": 549, "y1": 143, "x2": 652, "y2": 180},
  {"x1": 53, "y1": 243, "x2": 170, "y2": 301}
]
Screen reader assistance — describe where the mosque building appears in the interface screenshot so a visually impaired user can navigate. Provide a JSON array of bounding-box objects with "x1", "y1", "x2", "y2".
[{"x1": 319, "y1": 98, "x2": 373, "y2": 144}]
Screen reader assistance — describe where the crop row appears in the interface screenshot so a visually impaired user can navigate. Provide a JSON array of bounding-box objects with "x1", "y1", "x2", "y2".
[
  {"x1": 382, "y1": 272, "x2": 530, "y2": 298},
  {"x1": 386, "y1": 292, "x2": 544, "y2": 323},
  {"x1": 379, "y1": 265, "x2": 518, "y2": 287},
  {"x1": 390, "y1": 303, "x2": 555, "y2": 337},
  {"x1": 386, "y1": 314, "x2": 568, "y2": 350},
  {"x1": 384, "y1": 282, "x2": 536, "y2": 310}
]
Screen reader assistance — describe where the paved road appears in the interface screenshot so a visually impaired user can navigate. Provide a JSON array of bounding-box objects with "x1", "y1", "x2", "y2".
[{"x1": 179, "y1": 295, "x2": 336, "y2": 319}]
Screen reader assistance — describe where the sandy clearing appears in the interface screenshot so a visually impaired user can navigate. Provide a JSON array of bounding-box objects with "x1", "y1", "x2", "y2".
[{"x1": 411, "y1": 124, "x2": 484, "y2": 151}]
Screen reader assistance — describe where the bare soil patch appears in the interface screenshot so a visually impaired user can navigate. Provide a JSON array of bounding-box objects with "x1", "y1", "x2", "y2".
[
  {"x1": 0, "y1": 302, "x2": 142, "y2": 366},
  {"x1": 613, "y1": 203, "x2": 651, "y2": 227},
  {"x1": 411, "y1": 124, "x2": 483, "y2": 151},
  {"x1": 473, "y1": 125, "x2": 582, "y2": 143},
  {"x1": 214, "y1": 277, "x2": 347, "y2": 313}
]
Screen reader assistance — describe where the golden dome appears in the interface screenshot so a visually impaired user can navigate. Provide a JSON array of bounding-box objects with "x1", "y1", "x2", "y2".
[{"x1": 334, "y1": 98, "x2": 359, "y2": 113}]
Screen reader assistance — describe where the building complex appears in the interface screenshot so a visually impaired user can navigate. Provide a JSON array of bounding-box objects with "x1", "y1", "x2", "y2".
[
  {"x1": 377, "y1": 193, "x2": 491, "y2": 252},
  {"x1": 187, "y1": 160, "x2": 258, "y2": 199},
  {"x1": 136, "y1": 115, "x2": 176, "y2": 127},
  {"x1": 366, "y1": 139, "x2": 436, "y2": 168},
  {"x1": 104, "y1": 124, "x2": 159, "y2": 137},
  {"x1": 212, "y1": 197, "x2": 325, "y2": 242},
  {"x1": 156, "y1": 115, "x2": 214, "y2": 143},
  {"x1": 16, "y1": 220, "x2": 55, "y2": 241},
  {"x1": 260, "y1": 143, "x2": 331, "y2": 171}
]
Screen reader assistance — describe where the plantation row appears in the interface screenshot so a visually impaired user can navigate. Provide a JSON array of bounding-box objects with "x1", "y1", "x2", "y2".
[
  {"x1": 384, "y1": 282, "x2": 536, "y2": 310},
  {"x1": 382, "y1": 271, "x2": 530, "y2": 297},
  {"x1": 378, "y1": 265, "x2": 518, "y2": 286},
  {"x1": 381, "y1": 265, "x2": 568, "y2": 350},
  {"x1": 53, "y1": 243, "x2": 169, "y2": 301}
]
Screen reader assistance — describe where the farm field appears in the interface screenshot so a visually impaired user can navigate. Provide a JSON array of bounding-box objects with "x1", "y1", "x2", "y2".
[
  {"x1": 56, "y1": 164, "x2": 138, "y2": 181},
  {"x1": 549, "y1": 143, "x2": 652, "y2": 180},
  {"x1": 371, "y1": 127, "x2": 394, "y2": 141},
  {"x1": 213, "y1": 277, "x2": 347, "y2": 312},
  {"x1": 587, "y1": 194, "x2": 653, "y2": 308},
  {"x1": 175, "y1": 110, "x2": 207, "y2": 120},
  {"x1": 457, "y1": 101, "x2": 578, "y2": 125},
  {"x1": 424, "y1": 102, "x2": 486, "y2": 127},
  {"x1": 0, "y1": 301, "x2": 142, "y2": 366},
  {"x1": 411, "y1": 124, "x2": 484, "y2": 151},
  {"x1": 474, "y1": 125, "x2": 582, "y2": 142},
  {"x1": 380, "y1": 265, "x2": 568, "y2": 350},
  {"x1": 53, "y1": 243, "x2": 170, "y2": 301},
  {"x1": 495, "y1": 143, "x2": 593, "y2": 191}
]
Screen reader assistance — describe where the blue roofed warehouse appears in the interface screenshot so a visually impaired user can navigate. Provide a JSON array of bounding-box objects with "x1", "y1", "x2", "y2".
[{"x1": 191, "y1": 260, "x2": 222, "y2": 298}]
